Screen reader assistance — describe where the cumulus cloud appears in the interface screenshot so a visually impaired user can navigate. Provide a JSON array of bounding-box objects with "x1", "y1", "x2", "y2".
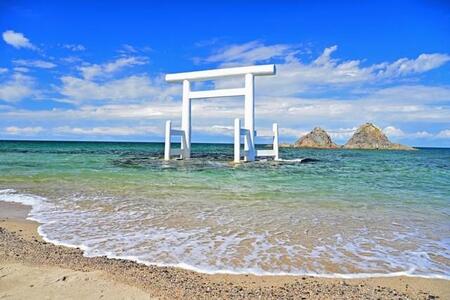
[
  {"x1": 1, "y1": 41, "x2": 449, "y2": 145},
  {"x1": 191, "y1": 125, "x2": 235, "y2": 136},
  {"x1": 437, "y1": 129, "x2": 450, "y2": 138},
  {"x1": 13, "y1": 67, "x2": 30, "y2": 73},
  {"x1": 13, "y1": 59, "x2": 57, "y2": 69},
  {"x1": 201, "y1": 41, "x2": 297, "y2": 66},
  {"x1": 383, "y1": 126, "x2": 405, "y2": 137},
  {"x1": 79, "y1": 56, "x2": 148, "y2": 80},
  {"x1": 59, "y1": 74, "x2": 178, "y2": 103},
  {"x1": 365, "y1": 85, "x2": 450, "y2": 104},
  {"x1": 412, "y1": 131, "x2": 433, "y2": 138},
  {"x1": 117, "y1": 44, "x2": 139, "y2": 54},
  {"x1": 2, "y1": 30, "x2": 37, "y2": 50},
  {"x1": 1, "y1": 102, "x2": 179, "y2": 121},
  {"x1": 206, "y1": 42, "x2": 450, "y2": 96},
  {"x1": 0, "y1": 73, "x2": 36, "y2": 102},
  {"x1": 279, "y1": 127, "x2": 309, "y2": 138},
  {"x1": 328, "y1": 127, "x2": 358, "y2": 140},
  {"x1": 63, "y1": 44, "x2": 86, "y2": 51},
  {"x1": 381, "y1": 126, "x2": 442, "y2": 139},
  {"x1": 54, "y1": 125, "x2": 160, "y2": 136},
  {"x1": 4, "y1": 126, "x2": 43, "y2": 135},
  {"x1": 378, "y1": 53, "x2": 450, "y2": 77}
]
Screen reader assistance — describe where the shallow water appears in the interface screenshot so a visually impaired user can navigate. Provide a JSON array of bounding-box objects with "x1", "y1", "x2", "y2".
[{"x1": 0, "y1": 141, "x2": 449, "y2": 278}]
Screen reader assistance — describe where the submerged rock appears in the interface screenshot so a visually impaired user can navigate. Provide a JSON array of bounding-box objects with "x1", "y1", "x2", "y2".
[
  {"x1": 293, "y1": 127, "x2": 338, "y2": 149},
  {"x1": 299, "y1": 158, "x2": 320, "y2": 163},
  {"x1": 344, "y1": 123, "x2": 415, "y2": 150}
]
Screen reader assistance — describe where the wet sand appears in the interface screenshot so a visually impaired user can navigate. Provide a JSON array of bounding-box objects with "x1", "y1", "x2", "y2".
[{"x1": 0, "y1": 201, "x2": 448, "y2": 299}]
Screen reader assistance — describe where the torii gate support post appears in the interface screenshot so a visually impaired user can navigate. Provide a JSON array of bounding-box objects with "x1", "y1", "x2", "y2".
[
  {"x1": 244, "y1": 73, "x2": 255, "y2": 161},
  {"x1": 234, "y1": 118, "x2": 241, "y2": 163},
  {"x1": 164, "y1": 120, "x2": 171, "y2": 160},
  {"x1": 273, "y1": 123, "x2": 279, "y2": 161},
  {"x1": 181, "y1": 80, "x2": 191, "y2": 159}
]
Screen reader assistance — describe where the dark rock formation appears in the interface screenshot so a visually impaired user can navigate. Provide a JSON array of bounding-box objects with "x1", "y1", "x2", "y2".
[
  {"x1": 344, "y1": 123, "x2": 415, "y2": 150},
  {"x1": 293, "y1": 127, "x2": 338, "y2": 149}
]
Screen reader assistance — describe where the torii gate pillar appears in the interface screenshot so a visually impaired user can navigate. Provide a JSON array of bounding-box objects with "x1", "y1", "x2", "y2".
[
  {"x1": 244, "y1": 73, "x2": 255, "y2": 161},
  {"x1": 181, "y1": 80, "x2": 191, "y2": 159}
]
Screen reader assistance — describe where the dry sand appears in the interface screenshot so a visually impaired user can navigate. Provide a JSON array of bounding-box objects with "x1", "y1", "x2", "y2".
[
  {"x1": 0, "y1": 201, "x2": 448, "y2": 299},
  {"x1": 0, "y1": 263, "x2": 152, "y2": 300}
]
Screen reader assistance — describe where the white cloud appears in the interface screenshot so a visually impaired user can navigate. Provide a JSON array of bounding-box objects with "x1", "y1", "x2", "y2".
[
  {"x1": 0, "y1": 102, "x2": 179, "y2": 121},
  {"x1": 0, "y1": 68, "x2": 8, "y2": 74},
  {"x1": 79, "y1": 56, "x2": 148, "y2": 80},
  {"x1": 118, "y1": 44, "x2": 138, "y2": 54},
  {"x1": 437, "y1": 129, "x2": 450, "y2": 138},
  {"x1": 0, "y1": 73, "x2": 36, "y2": 102},
  {"x1": 383, "y1": 126, "x2": 405, "y2": 137},
  {"x1": 365, "y1": 85, "x2": 450, "y2": 104},
  {"x1": 4, "y1": 126, "x2": 43, "y2": 135},
  {"x1": 13, "y1": 59, "x2": 57, "y2": 69},
  {"x1": 0, "y1": 105, "x2": 13, "y2": 111},
  {"x1": 192, "y1": 125, "x2": 235, "y2": 136},
  {"x1": 122, "y1": 44, "x2": 137, "y2": 53},
  {"x1": 59, "y1": 74, "x2": 178, "y2": 103},
  {"x1": 382, "y1": 127, "x2": 440, "y2": 139},
  {"x1": 77, "y1": 103, "x2": 177, "y2": 119},
  {"x1": 378, "y1": 53, "x2": 450, "y2": 77},
  {"x1": 54, "y1": 125, "x2": 160, "y2": 136},
  {"x1": 61, "y1": 56, "x2": 83, "y2": 64},
  {"x1": 49, "y1": 43, "x2": 450, "y2": 132},
  {"x1": 13, "y1": 67, "x2": 30, "y2": 73},
  {"x1": 206, "y1": 42, "x2": 450, "y2": 97},
  {"x1": 328, "y1": 127, "x2": 358, "y2": 140},
  {"x1": 63, "y1": 44, "x2": 86, "y2": 51},
  {"x1": 279, "y1": 127, "x2": 309, "y2": 138},
  {"x1": 1, "y1": 41, "x2": 449, "y2": 145},
  {"x1": 4, "y1": 88, "x2": 449, "y2": 134},
  {"x1": 2, "y1": 30, "x2": 37, "y2": 50},
  {"x1": 202, "y1": 41, "x2": 297, "y2": 66},
  {"x1": 313, "y1": 45, "x2": 337, "y2": 65},
  {"x1": 412, "y1": 131, "x2": 433, "y2": 138}
]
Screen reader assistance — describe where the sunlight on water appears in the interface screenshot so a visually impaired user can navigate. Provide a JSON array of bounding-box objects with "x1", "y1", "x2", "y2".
[{"x1": 0, "y1": 141, "x2": 449, "y2": 278}]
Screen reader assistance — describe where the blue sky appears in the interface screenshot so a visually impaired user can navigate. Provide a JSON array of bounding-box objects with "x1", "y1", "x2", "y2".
[{"x1": 0, "y1": 0, "x2": 449, "y2": 146}]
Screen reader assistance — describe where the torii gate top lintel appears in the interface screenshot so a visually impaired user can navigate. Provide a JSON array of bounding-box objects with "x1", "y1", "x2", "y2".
[
  {"x1": 165, "y1": 64, "x2": 276, "y2": 82},
  {"x1": 163, "y1": 64, "x2": 278, "y2": 163}
]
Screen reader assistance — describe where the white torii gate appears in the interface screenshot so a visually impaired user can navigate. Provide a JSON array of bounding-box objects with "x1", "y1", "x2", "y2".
[{"x1": 164, "y1": 64, "x2": 279, "y2": 162}]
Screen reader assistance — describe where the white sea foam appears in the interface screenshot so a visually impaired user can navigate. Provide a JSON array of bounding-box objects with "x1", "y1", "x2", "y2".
[
  {"x1": 0, "y1": 188, "x2": 449, "y2": 280},
  {"x1": 0, "y1": 189, "x2": 45, "y2": 209},
  {"x1": 277, "y1": 158, "x2": 305, "y2": 162}
]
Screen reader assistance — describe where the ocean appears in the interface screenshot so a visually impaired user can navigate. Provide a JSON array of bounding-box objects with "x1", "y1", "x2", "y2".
[{"x1": 0, "y1": 140, "x2": 449, "y2": 279}]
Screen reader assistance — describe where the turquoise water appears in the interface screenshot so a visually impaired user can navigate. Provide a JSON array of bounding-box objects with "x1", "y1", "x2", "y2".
[{"x1": 0, "y1": 141, "x2": 449, "y2": 278}]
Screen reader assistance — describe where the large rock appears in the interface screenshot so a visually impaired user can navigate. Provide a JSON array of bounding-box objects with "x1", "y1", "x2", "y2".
[
  {"x1": 344, "y1": 123, "x2": 414, "y2": 150},
  {"x1": 293, "y1": 127, "x2": 338, "y2": 149}
]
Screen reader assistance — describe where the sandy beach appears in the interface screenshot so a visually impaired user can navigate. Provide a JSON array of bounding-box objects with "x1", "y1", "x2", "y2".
[{"x1": 0, "y1": 201, "x2": 448, "y2": 299}]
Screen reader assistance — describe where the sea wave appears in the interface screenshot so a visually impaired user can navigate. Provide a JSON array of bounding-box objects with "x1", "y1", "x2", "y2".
[
  {"x1": 0, "y1": 188, "x2": 449, "y2": 280},
  {"x1": 0, "y1": 188, "x2": 45, "y2": 210}
]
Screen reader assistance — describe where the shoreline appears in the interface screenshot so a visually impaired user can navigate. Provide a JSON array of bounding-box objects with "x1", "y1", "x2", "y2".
[{"x1": 1, "y1": 201, "x2": 448, "y2": 299}]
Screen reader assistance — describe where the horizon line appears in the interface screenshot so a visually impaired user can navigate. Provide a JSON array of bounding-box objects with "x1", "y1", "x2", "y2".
[{"x1": 1, "y1": 139, "x2": 449, "y2": 149}]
